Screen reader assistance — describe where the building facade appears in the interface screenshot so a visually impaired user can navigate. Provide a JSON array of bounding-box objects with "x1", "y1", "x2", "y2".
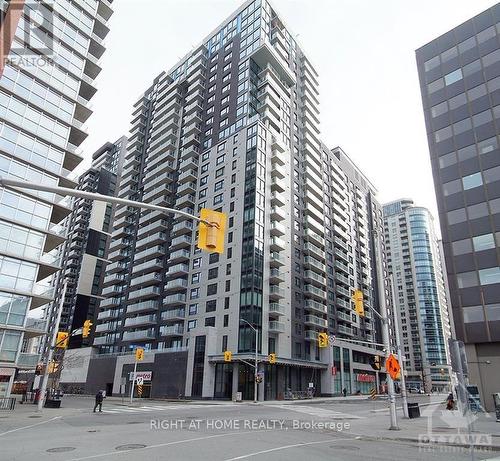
[
  {"x1": 50, "y1": 137, "x2": 126, "y2": 350},
  {"x1": 92, "y1": 0, "x2": 385, "y2": 400},
  {"x1": 383, "y1": 199, "x2": 452, "y2": 392},
  {"x1": 0, "y1": 0, "x2": 113, "y2": 397},
  {"x1": 416, "y1": 4, "x2": 500, "y2": 410}
]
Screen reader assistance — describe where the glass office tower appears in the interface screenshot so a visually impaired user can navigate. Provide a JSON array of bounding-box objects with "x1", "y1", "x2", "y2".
[
  {"x1": 0, "y1": 0, "x2": 113, "y2": 397},
  {"x1": 416, "y1": 4, "x2": 500, "y2": 410}
]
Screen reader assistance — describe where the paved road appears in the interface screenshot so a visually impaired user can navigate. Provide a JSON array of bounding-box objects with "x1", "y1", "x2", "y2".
[{"x1": 0, "y1": 396, "x2": 498, "y2": 461}]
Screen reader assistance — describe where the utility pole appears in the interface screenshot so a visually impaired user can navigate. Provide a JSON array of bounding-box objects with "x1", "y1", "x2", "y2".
[
  {"x1": 37, "y1": 282, "x2": 67, "y2": 412},
  {"x1": 373, "y1": 229, "x2": 399, "y2": 430},
  {"x1": 389, "y1": 274, "x2": 409, "y2": 418},
  {"x1": 240, "y1": 319, "x2": 258, "y2": 403},
  {"x1": 129, "y1": 359, "x2": 138, "y2": 404}
]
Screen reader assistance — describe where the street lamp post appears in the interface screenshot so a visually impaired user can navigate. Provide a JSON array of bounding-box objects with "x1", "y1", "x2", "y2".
[{"x1": 240, "y1": 318, "x2": 258, "y2": 403}]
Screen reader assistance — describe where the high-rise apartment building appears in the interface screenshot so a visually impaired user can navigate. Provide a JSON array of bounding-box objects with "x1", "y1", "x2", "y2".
[
  {"x1": 416, "y1": 4, "x2": 500, "y2": 410},
  {"x1": 0, "y1": 0, "x2": 113, "y2": 397},
  {"x1": 50, "y1": 137, "x2": 126, "y2": 350},
  {"x1": 85, "y1": 0, "x2": 385, "y2": 400},
  {"x1": 383, "y1": 199, "x2": 452, "y2": 392}
]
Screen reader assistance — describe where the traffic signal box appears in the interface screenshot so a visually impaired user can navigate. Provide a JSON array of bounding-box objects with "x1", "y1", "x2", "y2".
[
  {"x1": 224, "y1": 350, "x2": 232, "y2": 362},
  {"x1": 82, "y1": 320, "x2": 93, "y2": 338},
  {"x1": 197, "y1": 209, "x2": 227, "y2": 254},
  {"x1": 318, "y1": 332, "x2": 329, "y2": 348},
  {"x1": 269, "y1": 353, "x2": 276, "y2": 364},
  {"x1": 352, "y1": 289, "x2": 365, "y2": 317},
  {"x1": 135, "y1": 347, "x2": 144, "y2": 361},
  {"x1": 369, "y1": 355, "x2": 382, "y2": 370},
  {"x1": 56, "y1": 331, "x2": 69, "y2": 348}
]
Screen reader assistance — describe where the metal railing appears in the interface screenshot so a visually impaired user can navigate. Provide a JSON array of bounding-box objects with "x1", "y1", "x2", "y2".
[{"x1": 0, "y1": 397, "x2": 16, "y2": 410}]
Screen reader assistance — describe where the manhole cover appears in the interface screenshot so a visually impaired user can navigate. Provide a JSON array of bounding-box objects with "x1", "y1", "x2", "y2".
[
  {"x1": 29, "y1": 415, "x2": 42, "y2": 418},
  {"x1": 331, "y1": 445, "x2": 360, "y2": 451},
  {"x1": 115, "y1": 444, "x2": 146, "y2": 451},
  {"x1": 46, "y1": 447, "x2": 76, "y2": 453},
  {"x1": 87, "y1": 429, "x2": 100, "y2": 432}
]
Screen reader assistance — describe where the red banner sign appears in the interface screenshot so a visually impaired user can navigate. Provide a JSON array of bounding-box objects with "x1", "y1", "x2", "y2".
[{"x1": 355, "y1": 373, "x2": 375, "y2": 383}]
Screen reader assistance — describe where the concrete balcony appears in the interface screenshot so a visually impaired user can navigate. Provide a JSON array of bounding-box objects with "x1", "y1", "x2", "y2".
[
  {"x1": 303, "y1": 256, "x2": 326, "y2": 273},
  {"x1": 122, "y1": 329, "x2": 155, "y2": 342},
  {"x1": 305, "y1": 299, "x2": 327, "y2": 315},
  {"x1": 270, "y1": 222, "x2": 285, "y2": 236},
  {"x1": 135, "y1": 233, "x2": 167, "y2": 251},
  {"x1": 269, "y1": 252, "x2": 285, "y2": 267},
  {"x1": 166, "y1": 263, "x2": 189, "y2": 277},
  {"x1": 268, "y1": 303, "x2": 285, "y2": 316},
  {"x1": 305, "y1": 329, "x2": 318, "y2": 342},
  {"x1": 269, "y1": 285, "x2": 285, "y2": 300},
  {"x1": 130, "y1": 272, "x2": 162, "y2": 287},
  {"x1": 160, "y1": 324, "x2": 184, "y2": 337},
  {"x1": 268, "y1": 321, "x2": 285, "y2": 333},
  {"x1": 163, "y1": 293, "x2": 186, "y2": 307},
  {"x1": 97, "y1": 309, "x2": 123, "y2": 321},
  {"x1": 170, "y1": 234, "x2": 192, "y2": 250},
  {"x1": 270, "y1": 236, "x2": 286, "y2": 252},
  {"x1": 128, "y1": 286, "x2": 161, "y2": 301},
  {"x1": 270, "y1": 177, "x2": 285, "y2": 192},
  {"x1": 305, "y1": 229, "x2": 325, "y2": 247},
  {"x1": 99, "y1": 297, "x2": 122, "y2": 309},
  {"x1": 127, "y1": 300, "x2": 160, "y2": 315},
  {"x1": 337, "y1": 310, "x2": 353, "y2": 323},
  {"x1": 161, "y1": 308, "x2": 185, "y2": 321},
  {"x1": 304, "y1": 270, "x2": 327, "y2": 287},
  {"x1": 172, "y1": 220, "x2": 194, "y2": 236},
  {"x1": 270, "y1": 206, "x2": 285, "y2": 222},
  {"x1": 124, "y1": 314, "x2": 157, "y2": 328},
  {"x1": 304, "y1": 242, "x2": 325, "y2": 260},
  {"x1": 168, "y1": 250, "x2": 191, "y2": 263},
  {"x1": 269, "y1": 268, "x2": 285, "y2": 284},
  {"x1": 337, "y1": 325, "x2": 352, "y2": 336},
  {"x1": 30, "y1": 285, "x2": 55, "y2": 309},
  {"x1": 165, "y1": 278, "x2": 188, "y2": 292},
  {"x1": 134, "y1": 245, "x2": 165, "y2": 263},
  {"x1": 304, "y1": 284, "x2": 326, "y2": 301},
  {"x1": 270, "y1": 191, "x2": 285, "y2": 207},
  {"x1": 24, "y1": 318, "x2": 47, "y2": 338},
  {"x1": 304, "y1": 315, "x2": 328, "y2": 328},
  {"x1": 131, "y1": 258, "x2": 163, "y2": 274}
]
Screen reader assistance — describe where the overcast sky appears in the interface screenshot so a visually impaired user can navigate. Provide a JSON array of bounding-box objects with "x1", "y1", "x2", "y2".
[{"x1": 81, "y1": 0, "x2": 496, "y2": 231}]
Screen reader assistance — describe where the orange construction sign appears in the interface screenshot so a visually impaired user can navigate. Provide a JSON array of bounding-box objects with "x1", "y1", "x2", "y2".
[{"x1": 385, "y1": 354, "x2": 401, "y2": 380}]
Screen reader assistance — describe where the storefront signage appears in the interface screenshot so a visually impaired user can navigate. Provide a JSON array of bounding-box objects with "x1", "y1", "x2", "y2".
[
  {"x1": 355, "y1": 373, "x2": 375, "y2": 383},
  {"x1": 129, "y1": 371, "x2": 152, "y2": 381},
  {"x1": 331, "y1": 366, "x2": 337, "y2": 376}
]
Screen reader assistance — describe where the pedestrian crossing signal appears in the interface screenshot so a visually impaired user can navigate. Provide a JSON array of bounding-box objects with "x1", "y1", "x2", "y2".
[
  {"x1": 224, "y1": 350, "x2": 232, "y2": 362},
  {"x1": 369, "y1": 355, "x2": 382, "y2": 371},
  {"x1": 82, "y1": 319, "x2": 93, "y2": 338},
  {"x1": 269, "y1": 353, "x2": 276, "y2": 364}
]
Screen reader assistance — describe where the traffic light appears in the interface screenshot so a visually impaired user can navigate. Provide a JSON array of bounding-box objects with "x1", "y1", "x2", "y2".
[
  {"x1": 255, "y1": 375, "x2": 263, "y2": 383},
  {"x1": 82, "y1": 319, "x2": 93, "y2": 338},
  {"x1": 56, "y1": 331, "x2": 69, "y2": 348},
  {"x1": 224, "y1": 350, "x2": 232, "y2": 362},
  {"x1": 135, "y1": 347, "x2": 144, "y2": 361},
  {"x1": 269, "y1": 353, "x2": 276, "y2": 364},
  {"x1": 48, "y1": 361, "x2": 59, "y2": 374},
  {"x1": 318, "y1": 332, "x2": 328, "y2": 348},
  {"x1": 197, "y1": 208, "x2": 227, "y2": 254},
  {"x1": 369, "y1": 355, "x2": 382, "y2": 371},
  {"x1": 352, "y1": 289, "x2": 364, "y2": 317}
]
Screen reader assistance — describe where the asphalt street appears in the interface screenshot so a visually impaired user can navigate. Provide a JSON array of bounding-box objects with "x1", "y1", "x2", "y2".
[{"x1": 0, "y1": 396, "x2": 498, "y2": 461}]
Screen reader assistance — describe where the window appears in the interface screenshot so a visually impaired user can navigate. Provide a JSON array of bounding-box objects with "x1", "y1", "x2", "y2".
[
  {"x1": 193, "y1": 257, "x2": 202, "y2": 268},
  {"x1": 207, "y1": 283, "x2": 218, "y2": 296},
  {"x1": 225, "y1": 280, "x2": 230, "y2": 292},
  {"x1": 205, "y1": 317, "x2": 216, "y2": 327},
  {"x1": 484, "y1": 165, "x2": 500, "y2": 184},
  {"x1": 458, "y1": 144, "x2": 476, "y2": 161},
  {"x1": 453, "y1": 118, "x2": 472, "y2": 135},
  {"x1": 479, "y1": 267, "x2": 500, "y2": 285},
  {"x1": 222, "y1": 73, "x2": 231, "y2": 83},
  {"x1": 456, "y1": 270, "x2": 478, "y2": 288},
  {"x1": 462, "y1": 172, "x2": 483, "y2": 190},
  {"x1": 213, "y1": 194, "x2": 223, "y2": 205},
  {"x1": 472, "y1": 109, "x2": 492, "y2": 128},
  {"x1": 443, "y1": 179, "x2": 461, "y2": 196},
  {"x1": 452, "y1": 238, "x2": 472, "y2": 256},
  {"x1": 208, "y1": 267, "x2": 218, "y2": 279},
  {"x1": 223, "y1": 314, "x2": 229, "y2": 327},
  {"x1": 222, "y1": 335, "x2": 228, "y2": 351},
  {"x1": 463, "y1": 306, "x2": 484, "y2": 323},
  {"x1": 441, "y1": 46, "x2": 458, "y2": 63},
  {"x1": 449, "y1": 92, "x2": 467, "y2": 110},
  {"x1": 215, "y1": 167, "x2": 224, "y2": 177},
  {"x1": 206, "y1": 300, "x2": 217, "y2": 312},
  {"x1": 424, "y1": 55, "x2": 440, "y2": 72},
  {"x1": 214, "y1": 180, "x2": 224, "y2": 191},
  {"x1": 434, "y1": 126, "x2": 452, "y2": 142},
  {"x1": 463, "y1": 59, "x2": 481, "y2": 77},
  {"x1": 477, "y1": 25, "x2": 495, "y2": 44},
  {"x1": 191, "y1": 272, "x2": 201, "y2": 284},
  {"x1": 200, "y1": 176, "x2": 208, "y2": 186},
  {"x1": 209, "y1": 253, "x2": 219, "y2": 264},
  {"x1": 216, "y1": 154, "x2": 225, "y2": 165},
  {"x1": 447, "y1": 208, "x2": 466, "y2": 225},
  {"x1": 431, "y1": 101, "x2": 448, "y2": 118},
  {"x1": 427, "y1": 78, "x2": 444, "y2": 94},
  {"x1": 189, "y1": 304, "x2": 198, "y2": 315},
  {"x1": 222, "y1": 84, "x2": 230, "y2": 93},
  {"x1": 190, "y1": 288, "x2": 199, "y2": 299},
  {"x1": 187, "y1": 320, "x2": 197, "y2": 331},
  {"x1": 472, "y1": 234, "x2": 495, "y2": 251},
  {"x1": 478, "y1": 137, "x2": 497, "y2": 154},
  {"x1": 467, "y1": 202, "x2": 488, "y2": 219},
  {"x1": 220, "y1": 118, "x2": 228, "y2": 127},
  {"x1": 439, "y1": 151, "x2": 457, "y2": 168}
]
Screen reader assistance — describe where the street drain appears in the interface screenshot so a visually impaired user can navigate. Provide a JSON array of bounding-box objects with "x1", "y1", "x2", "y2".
[
  {"x1": 46, "y1": 447, "x2": 76, "y2": 453},
  {"x1": 87, "y1": 429, "x2": 100, "y2": 432},
  {"x1": 29, "y1": 415, "x2": 42, "y2": 418},
  {"x1": 115, "y1": 444, "x2": 146, "y2": 451},
  {"x1": 126, "y1": 421, "x2": 142, "y2": 425},
  {"x1": 330, "y1": 445, "x2": 360, "y2": 451}
]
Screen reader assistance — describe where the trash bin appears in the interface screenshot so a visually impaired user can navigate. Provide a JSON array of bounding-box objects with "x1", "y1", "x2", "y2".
[
  {"x1": 44, "y1": 399, "x2": 61, "y2": 409},
  {"x1": 407, "y1": 402, "x2": 420, "y2": 419}
]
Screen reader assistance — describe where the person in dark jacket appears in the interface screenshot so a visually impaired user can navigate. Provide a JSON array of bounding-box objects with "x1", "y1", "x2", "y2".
[
  {"x1": 93, "y1": 390, "x2": 104, "y2": 412},
  {"x1": 342, "y1": 388, "x2": 347, "y2": 397},
  {"x1": 446, "y1": 392, "x2": 455, "y2": 410}
]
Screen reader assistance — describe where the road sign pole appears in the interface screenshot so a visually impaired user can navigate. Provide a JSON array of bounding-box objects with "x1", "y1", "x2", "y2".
[
  {"x1": 374, "y1": 229, "x2": 399, "y2": 430},
  {"x1": 129, "y1": 359, "x2": 137, "y2": 404}
]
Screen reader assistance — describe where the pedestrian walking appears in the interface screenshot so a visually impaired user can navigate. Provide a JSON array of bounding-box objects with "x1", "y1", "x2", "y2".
[
  {"x1": 93, "y1": 390, "x2": 104, "y2": 413},
  {"x1": 342, "y1": 388, "x2": 347, "y2": 397},
  {"x1": 446, "y1": 392, "x2": 454, "y2": 410}
]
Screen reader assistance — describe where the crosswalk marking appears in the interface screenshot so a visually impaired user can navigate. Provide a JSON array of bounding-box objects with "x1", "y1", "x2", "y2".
[
  {"x1": 273, "y1": 404, "x2": 363, "y2": 420},
  {"x1": 100, "y1": 403, "x2": 235, "y2": 414}
]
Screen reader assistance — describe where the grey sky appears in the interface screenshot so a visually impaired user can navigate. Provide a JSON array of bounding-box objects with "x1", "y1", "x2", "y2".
[{"x1": 81, "y1": 0, "x2": 496, "y2": 229}]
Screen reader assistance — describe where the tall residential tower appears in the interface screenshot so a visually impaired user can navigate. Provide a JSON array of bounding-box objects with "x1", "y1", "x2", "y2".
[{"x1": 0, "y1": 0, "x2": 113, "y2": 397}]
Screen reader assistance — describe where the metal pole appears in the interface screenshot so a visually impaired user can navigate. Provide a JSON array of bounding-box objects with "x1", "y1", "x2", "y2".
[
  {"x1": 390, "y1": 274, "x2": 409, "y2": 418},
  {"x1": 254, "y1": 327, "x2": 258, "y2": 403},
  {"x1": 373, "y1": 230, "x2": 399, "y2": 430},
  {"x1": 37, "y1": 282, "x2": 67, "y2": 412},
  {"x1": 130, "y1": 360, "x2": 137, "y2": 404},
  {"x1": 0, "y1": 176, "x2": 215, "y2": 226}
]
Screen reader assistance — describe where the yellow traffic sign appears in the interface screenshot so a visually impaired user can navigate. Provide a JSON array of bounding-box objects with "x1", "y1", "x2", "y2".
[{"x1": 386, "y1": 354, "x2": 401, "y2": 380}]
